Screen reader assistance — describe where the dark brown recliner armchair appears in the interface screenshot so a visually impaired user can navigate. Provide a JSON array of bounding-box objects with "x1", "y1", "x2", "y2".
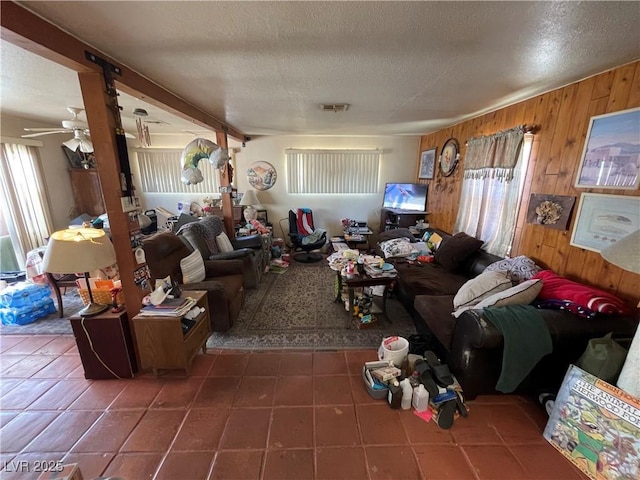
[
  {"x1": 142, "y1": 232, "x2": 244, "y2": 332},
  {"x1": 177, "y1": 215, "x2": 265, "y2": 289}
]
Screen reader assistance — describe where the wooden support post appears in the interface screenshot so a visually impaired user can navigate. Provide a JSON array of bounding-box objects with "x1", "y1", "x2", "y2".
[
  {"x1": 77, "y1": 72, "x2": 144, "y2": 324},
  {"x1": 216, "y1": 131, "x2": 235, "y2": 235}
]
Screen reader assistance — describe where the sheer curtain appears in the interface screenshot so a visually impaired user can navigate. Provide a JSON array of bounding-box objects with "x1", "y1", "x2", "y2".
[
  {"x1": 454, "y1": 127, "x2": 532, "y2": 257},
  {"x1": 0, "y1": 143, "x2": 54, "y2": 265}
]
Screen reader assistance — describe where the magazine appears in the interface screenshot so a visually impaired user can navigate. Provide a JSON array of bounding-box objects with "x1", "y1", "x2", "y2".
[{"x1": 543, "y1": 365, "x2": 640, "y2": 480}]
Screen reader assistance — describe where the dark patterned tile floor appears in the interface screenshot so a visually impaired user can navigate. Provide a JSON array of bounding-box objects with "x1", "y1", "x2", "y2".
[{"x1": 0, "y1": 335, "x2": 586, "y2": 479}]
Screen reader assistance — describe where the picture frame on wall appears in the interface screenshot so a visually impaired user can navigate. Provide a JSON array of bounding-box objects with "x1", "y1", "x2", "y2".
[
  {"x1": 569, "y1": 193, "x2": 640, "y2": 252},
  {"x1": 574, "y1": 106, "x2": 640, "y2": 189},
  {"x1": 256, "y1": 209, "x2": 268, "y2": 225},
  {"x1": 418, "y1": 148, "x2": 436, "y2": 179}
]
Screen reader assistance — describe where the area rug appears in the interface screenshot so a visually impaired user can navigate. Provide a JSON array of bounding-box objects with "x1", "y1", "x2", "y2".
[
  {"x1": 0, "y1": 289, "x2": 80, "y2": 335},
  {"x1": 207, "y1": 259, "x2": 417, "y2": 350}
]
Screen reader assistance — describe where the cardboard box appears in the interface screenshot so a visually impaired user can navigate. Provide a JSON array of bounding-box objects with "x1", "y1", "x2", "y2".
[{"x1": 543, "y1": 365, "x2": 640, "y2": 480}]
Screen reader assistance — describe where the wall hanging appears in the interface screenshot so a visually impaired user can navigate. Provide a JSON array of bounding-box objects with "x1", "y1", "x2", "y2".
[
  {"x1": 574, "y1": 106, "x2": 640, "y2": 189},
  {"x1": 247, "y1": 161, "x2": 277, "y2": 190},
  {"x1": 439, "y1": 138, "x2": 460, "y2": 177},
  {"x1": 526, "y1": 194, "x2": 575, "y2": 230},
  {"x1": 419, "y1": 148, "x2": 436, "y2": 180}
]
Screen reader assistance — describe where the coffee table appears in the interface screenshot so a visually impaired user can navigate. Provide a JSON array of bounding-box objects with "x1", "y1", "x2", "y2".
[{"x1": 334, "y1": 270, "x2": 396, "y2": 329}]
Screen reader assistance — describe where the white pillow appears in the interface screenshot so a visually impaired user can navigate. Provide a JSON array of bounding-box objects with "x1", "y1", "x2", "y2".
[
  {"x1": 216, "y1": 232, "x2": 234, "y2": 253},
  {"x1": 453, "y1": 270, "x2": 513, "y2": 310},
  {"x1": 452, "y1": 279, "x2": 543, "y2": 318},
  {"x1": 379, "y1": 237, "x2": 417, "y2": 259},
  {"x1": 180, "y1": 250, "x2": 205, "y2": 283}
]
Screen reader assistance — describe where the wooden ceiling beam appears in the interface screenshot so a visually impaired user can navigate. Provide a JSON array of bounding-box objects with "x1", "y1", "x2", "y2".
[{"x1": 0, "y1": 1, "x2": 248, "y2": 142}]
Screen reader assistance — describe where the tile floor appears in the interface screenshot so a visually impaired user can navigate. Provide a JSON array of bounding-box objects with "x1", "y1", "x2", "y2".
[{"x1": 0, "y1": 335, "x2": 585, "y2": 480}]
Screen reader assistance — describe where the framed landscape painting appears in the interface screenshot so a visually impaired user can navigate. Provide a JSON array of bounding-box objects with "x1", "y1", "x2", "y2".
[
  {"x1": 419, "y1": 148, "x2": 436, "y2": 180},
  {"x1": 570, "y1": 193, "x2": 640, "y2": 252},
  {"x1": 574, "y1": 107, "x2": 640, "y2": 189}
]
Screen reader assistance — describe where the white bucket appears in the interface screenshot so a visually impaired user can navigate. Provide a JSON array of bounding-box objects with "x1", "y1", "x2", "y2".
[{"x1": 377, "y1": 336, "x2": 409, "y2": 367}]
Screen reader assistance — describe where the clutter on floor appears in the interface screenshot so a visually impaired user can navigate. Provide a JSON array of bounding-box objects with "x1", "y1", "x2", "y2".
[{"x1": 362, "y1": 335, "x2": 469, "y2": 429}]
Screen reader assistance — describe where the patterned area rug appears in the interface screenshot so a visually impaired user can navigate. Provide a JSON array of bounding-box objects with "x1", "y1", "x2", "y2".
[
  {"x1": 1, "y1": 261, "x2": 417, "y2": 350},
  {"x1": 0, "y1": 288, "x2": 80, "y2": 335},
  {"x1": 207, "y1": 259, "x2": 417, "y2": 350}
]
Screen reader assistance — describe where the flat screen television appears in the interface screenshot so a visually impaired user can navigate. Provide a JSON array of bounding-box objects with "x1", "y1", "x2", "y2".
[{"x1": 382, "y1": 183, "x2": 428, "y2": 211}]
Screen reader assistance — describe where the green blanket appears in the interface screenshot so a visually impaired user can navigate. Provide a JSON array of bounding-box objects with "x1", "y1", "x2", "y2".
[{"x1": 483, "y1": 305, "x2": 552, "y2": 393}]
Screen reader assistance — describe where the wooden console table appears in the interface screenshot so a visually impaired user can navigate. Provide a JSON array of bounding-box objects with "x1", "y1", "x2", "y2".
[{"x1": 131, "y1": 290, "x2": 210, "y2": 377}]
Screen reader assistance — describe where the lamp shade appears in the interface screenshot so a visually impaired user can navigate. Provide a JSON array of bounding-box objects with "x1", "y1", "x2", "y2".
[
  {"x1": 42, "y1": 228, "x2": 116, "y2": 274},
  {"x1": 239, "y1": 189, "x2": 260, "y2": 207},
  {"x1": 63, "y1": 131, "x2": 94, "y2": 153},
  {"x1": 600, "y1": 230, "x2": 640, "y2": 274}
]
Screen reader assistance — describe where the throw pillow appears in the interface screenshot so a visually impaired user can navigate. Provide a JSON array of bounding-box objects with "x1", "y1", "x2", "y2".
[
  {"x1": 532, "y1": 270, "x2": 631, "y2": 316},
  {"x1": 453, "y1": 270, "x2": 513, "y2": 310},
  {"x1": 486, "y1": 255, "x2": 542, "y2": 284},
  {"x1": 452, "y1": 279, "x2": 543, "y2": 318},
  {"x1": 434, "y1": 232, "x2": 484, "y2": 272},
  {"x1": 180, "y1": 250, "x2": 206, "y2": 284},
  {"x1": 216, "y1": 232, "x2": 235, "y2": 253},
  {"x1": 379, "y1": 237, "x2": 417, "y2": 259}
]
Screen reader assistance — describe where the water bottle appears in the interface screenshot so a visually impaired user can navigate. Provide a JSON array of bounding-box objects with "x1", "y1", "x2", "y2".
[
  {"x1": 412, "y1": 384, "x2": 429, "y2": 412},
  {"x1": 400, "y1": 379, "x2": 412, "y2": 410}
]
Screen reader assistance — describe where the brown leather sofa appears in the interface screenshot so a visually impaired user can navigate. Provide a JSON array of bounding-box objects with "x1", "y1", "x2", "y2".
[
  {"x1": 378, "y1": 228, "x2": 638, "y2": 399},
  {"x1": 142, "y1": 232, "x2": 244, "y2": 332},
  {"x1": 177, "y1": 215, "x2": 265, "y2": 289}
]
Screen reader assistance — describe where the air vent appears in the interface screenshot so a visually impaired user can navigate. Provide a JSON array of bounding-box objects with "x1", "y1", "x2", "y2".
[{"x1": 320, "y1": 103, "x2": 350, "y2": 112}]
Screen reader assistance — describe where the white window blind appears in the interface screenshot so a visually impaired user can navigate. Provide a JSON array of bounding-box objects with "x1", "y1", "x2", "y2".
[
  {"x1": 135, "y1": 149, "x2": 220, "y2": 193},
  {"x1": 286, "y1": 149, "x2": 380, "y2": 194}
]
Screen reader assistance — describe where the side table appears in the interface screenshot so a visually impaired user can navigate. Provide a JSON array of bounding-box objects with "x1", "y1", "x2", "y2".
[{"x1": 131, "y1": 290, "x2": 210, "y2": 377}]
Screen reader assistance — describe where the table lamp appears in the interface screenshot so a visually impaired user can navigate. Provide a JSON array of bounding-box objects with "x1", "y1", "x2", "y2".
[
  {"x1": 240, "y1": 189, "x2": 261, "y2": 224},
  {"x1": 42, "y1": 228, "x2": 117, "y2": 317}
]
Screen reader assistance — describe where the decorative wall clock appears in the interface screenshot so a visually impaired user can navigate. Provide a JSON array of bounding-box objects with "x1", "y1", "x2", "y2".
[
  {"x1": 439, "y1": 138, "x2": 460, "y2": 177},
  {"x1": 247, "y1": 161, "x2": 277, "y2": 191}
]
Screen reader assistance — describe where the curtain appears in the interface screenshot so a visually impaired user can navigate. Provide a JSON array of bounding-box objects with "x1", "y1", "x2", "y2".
[
  {"x1": 454, "y1": 128, "x2": 531, "y2": 257},
  {"x1": 0, "y1": 143, "x2": 54, "y2": 265}
]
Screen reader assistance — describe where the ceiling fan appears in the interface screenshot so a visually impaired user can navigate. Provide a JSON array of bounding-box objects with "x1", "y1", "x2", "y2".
[{"x1": 22, "y1": 107, "x2": 133, "y2": 153}]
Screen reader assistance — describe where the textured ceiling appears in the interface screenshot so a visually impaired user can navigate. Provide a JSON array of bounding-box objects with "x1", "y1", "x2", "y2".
[{"x1": 2, "y1": 1, "x2": 639, "y2": 137}]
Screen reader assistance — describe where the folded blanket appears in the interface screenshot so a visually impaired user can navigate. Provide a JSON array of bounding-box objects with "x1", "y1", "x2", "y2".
[
  {"x1": 483, "y1": 305, "x2": 552, "y2": 393},
  {"x1": 302, "y1": 228, "x2": 326, "y2": 245}
]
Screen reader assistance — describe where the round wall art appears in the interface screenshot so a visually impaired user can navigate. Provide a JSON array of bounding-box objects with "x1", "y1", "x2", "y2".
[{"x1": 247, "y1": 161, "x2": 277, "y2": 190}]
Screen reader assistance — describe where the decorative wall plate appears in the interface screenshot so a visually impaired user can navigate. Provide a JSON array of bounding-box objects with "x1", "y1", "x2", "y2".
[
  {"x1": 247, "y1": 161, "x2": 277, "y2": 190},
  {"x1": 439, "y1": 138, "x2": 460, "y2": 177}
]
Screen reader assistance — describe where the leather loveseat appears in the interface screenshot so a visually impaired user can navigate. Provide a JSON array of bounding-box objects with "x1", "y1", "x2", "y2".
[{"x1": 377, "y1": 228, "x2": 638, "y2": 399}]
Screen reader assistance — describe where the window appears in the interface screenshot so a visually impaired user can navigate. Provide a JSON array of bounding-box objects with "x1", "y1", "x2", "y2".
[
  {"x1": 134, "y1": 149, "x2": 220, "y2": 193},
  {"x1": 454, "y1": 127, "x2": 533, "y2": 257},
  {"x1": 286, "y1": 149, "x2": 380, "y2": 194},
  {"x1": 0, "y1": 142, "x2": 54, "y2": 266}
]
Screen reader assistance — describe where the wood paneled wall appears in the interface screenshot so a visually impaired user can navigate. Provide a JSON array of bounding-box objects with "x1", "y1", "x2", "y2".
[{"x1": 417, "y1": 61, "x2": 640, "y2": 304}]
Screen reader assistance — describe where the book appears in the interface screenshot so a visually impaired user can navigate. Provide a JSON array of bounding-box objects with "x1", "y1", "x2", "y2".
[
  {"x1": 543, "y1": 365, "x2": 640, "y2": 480},
  {"x1": 137, "y1": 297, "x2": 197, "y2": 317}
]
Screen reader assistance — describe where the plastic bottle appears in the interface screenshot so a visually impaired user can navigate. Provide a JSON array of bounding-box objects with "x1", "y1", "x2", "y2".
[
  {"x1": 412, "y1": 384, "x2": 429, "y2": 412},
  {"x1": 387, "y1": 380, "x2": 403, "y2": 409},
  {"x1": 400, "y1": 379, "x2": 412, "y2": 410}
]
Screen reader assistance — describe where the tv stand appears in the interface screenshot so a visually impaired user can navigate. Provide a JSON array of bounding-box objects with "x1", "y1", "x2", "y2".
[{"x1": 379, "y1": 208, "x2": 428, "y2": 233}]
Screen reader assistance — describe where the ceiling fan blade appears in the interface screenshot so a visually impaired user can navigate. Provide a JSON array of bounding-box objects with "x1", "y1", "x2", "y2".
[
  {"x1": 21, "y1": 131, "x2": 70, "y2": 138},
  {"x1": 23, "y1": 127, "x2": 68, "y2": 132}
]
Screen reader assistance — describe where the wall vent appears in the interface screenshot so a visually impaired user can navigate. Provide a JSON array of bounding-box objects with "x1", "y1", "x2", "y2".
[{"x1": 320, "y1": 103, "x2": 350, "y2": 112}]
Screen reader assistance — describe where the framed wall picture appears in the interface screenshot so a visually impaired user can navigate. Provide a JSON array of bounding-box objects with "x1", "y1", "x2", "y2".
[
  {"x1": 526, "y1": 194, "x2": 575, "y2": 230},
  {"x1": 439, "y1": 138, "x2": 460, "y2": 177},
  {"x1": 574, "y1": 106, "x2": 640, "y2": 189},
  {"x1": 418, "y1": 148, "x2": 436, "y2": 179},
  {"x1": 570, "y1": 193, "x2": 640, "y2": 252}
]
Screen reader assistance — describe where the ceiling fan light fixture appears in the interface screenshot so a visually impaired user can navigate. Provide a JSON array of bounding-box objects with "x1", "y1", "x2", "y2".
[
  {"x1": 133, "y1": 108, "x2": 149, "y2": 117},
  {"x1": 63, "y1": 135, "x2": 94, "y2": 153}
]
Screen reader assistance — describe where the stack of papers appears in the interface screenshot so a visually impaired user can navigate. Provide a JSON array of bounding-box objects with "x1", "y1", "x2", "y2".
[{"x1": 138, "y1": 296, "x2": 198, "y2": 317}]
